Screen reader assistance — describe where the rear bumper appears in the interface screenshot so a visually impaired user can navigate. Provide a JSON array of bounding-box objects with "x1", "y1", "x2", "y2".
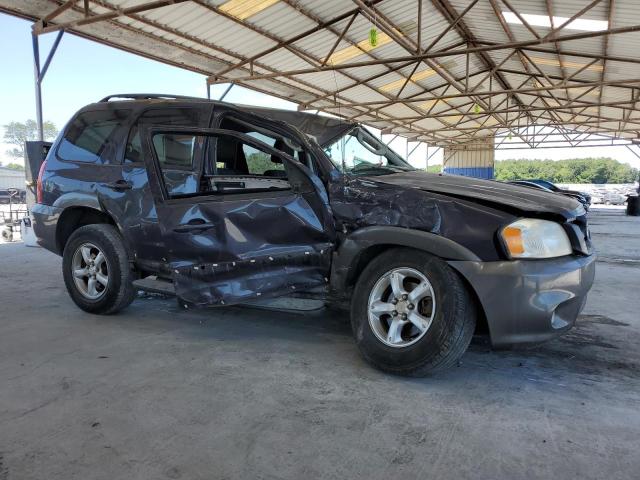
[
  {"x1": 448, "y1": 254, "x2": 596, "y2": 347},
  {"x1": 31, "y1": 203, "x2": 62, "y2": 254}
]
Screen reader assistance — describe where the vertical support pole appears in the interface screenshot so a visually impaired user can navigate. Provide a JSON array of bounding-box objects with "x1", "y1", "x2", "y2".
[
  {"x1": 206, "y1": 81, "x2": 211, "y2": 99},
  {"x1": 218, "y1": 83, "x2": 234, "y2": 101},
  {"x1": 31, "y1": 28, "x2": 63, "y2": 142},
  {"x1": 426, "y1": 145, "x2": 429, "y2": 171},
  {"x1": 32, "y1": 32, "x2": 44, "y2": 141}
]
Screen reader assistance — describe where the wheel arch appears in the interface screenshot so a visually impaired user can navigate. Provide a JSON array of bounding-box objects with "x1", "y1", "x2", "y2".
[
  {"x1": 330, "y1": 226, "x2": 489, "y2": 338},
  {"x1": 55, "y1": 206, "x2": 118, "y2": 254},
  {"x1": 330, "y1": 226, "x2": 481, "y2": 293}
]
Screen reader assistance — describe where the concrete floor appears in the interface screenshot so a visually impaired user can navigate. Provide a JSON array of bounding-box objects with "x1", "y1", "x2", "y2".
[{"x1": 1, "y1": 208, "x2": 639, "y2": 480}]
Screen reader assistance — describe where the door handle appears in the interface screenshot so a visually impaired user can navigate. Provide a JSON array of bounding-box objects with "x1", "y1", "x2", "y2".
[
  {"x1": 103, "y1": 180, "x2": 133, "y2": 191},
  {"x1": 173, "y1": 220, "x2": 216, "y2": 233}
]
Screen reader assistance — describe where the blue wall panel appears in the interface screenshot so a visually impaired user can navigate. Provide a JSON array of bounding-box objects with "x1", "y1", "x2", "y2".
[{"x1": 443, "y1": 167, "x2": 494, "y2": 179}]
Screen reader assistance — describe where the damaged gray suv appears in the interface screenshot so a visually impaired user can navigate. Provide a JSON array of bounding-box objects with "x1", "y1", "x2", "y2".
[{"x1": 32, "y1": 94, "x2": 595, "y2": 375}]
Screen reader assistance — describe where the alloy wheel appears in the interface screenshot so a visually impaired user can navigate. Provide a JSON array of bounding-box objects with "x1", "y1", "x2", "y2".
[
  {"x1": 367, "y1": 267, "x2": 436, "y2": 348},
  {"x1": 71, "y1": 242, "x2": 109, "y2": 300}
]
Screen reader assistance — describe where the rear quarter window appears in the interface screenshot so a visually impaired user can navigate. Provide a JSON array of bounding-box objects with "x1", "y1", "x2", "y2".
[{"x1": 57, "y1": 109, "x2": 130, "y2": 163}]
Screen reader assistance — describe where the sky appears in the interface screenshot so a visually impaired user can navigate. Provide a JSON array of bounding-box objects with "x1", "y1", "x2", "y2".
[{"x1": 1, "y1": 12, "x2": 639, "y2": 169}]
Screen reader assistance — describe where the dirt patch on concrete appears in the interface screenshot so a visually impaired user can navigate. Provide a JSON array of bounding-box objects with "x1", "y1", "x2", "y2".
[
  {"x1": 578, "y1": 314, "x2": 630, "y2": 327},
  {"x1": 467, "y1": 313, "x2": 639, "y2": 381}
]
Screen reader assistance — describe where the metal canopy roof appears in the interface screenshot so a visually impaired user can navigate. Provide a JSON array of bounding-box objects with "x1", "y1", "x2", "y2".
[{"x1": 3, "y1": 0, "x2": 640, "y2": 150}]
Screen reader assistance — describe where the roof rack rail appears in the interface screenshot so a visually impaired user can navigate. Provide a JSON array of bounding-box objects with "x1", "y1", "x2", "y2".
[{"x1": 99, "y1": 93, "x2": 207, "y2": 102}]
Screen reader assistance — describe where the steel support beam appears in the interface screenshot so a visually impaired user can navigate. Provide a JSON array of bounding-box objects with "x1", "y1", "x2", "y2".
[
  {"x1": 218, "y1": 83, "x2": 234, "y2": 101},
  {"x1": 31, "y1": 33, "x2": 43, "y2": 142},
  {"x1": 207, "y1": 24, "x2": 640, "y2": 84},
  {"x1": 34, "y1": 0, "x2": 190, "y2": 34},
  {"x1": 31, "y1": 29, "x2": 64, "y2": 141}
]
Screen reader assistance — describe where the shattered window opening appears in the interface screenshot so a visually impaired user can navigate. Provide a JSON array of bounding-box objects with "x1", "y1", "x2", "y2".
[
  {"x1": 324, "y1": 127, "x2": 414, "y2": 176},
  {"x1": 151, "y1": 132, "x2": 294, "y2": 199}
]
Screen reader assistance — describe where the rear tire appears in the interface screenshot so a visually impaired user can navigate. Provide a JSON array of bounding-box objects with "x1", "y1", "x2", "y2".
[
  {"x1": 62, "y1": 224, "x2": 135, "y2": 314},
  {"x1": 351, "y1": 248, "x2": 476, "y2": 376}
]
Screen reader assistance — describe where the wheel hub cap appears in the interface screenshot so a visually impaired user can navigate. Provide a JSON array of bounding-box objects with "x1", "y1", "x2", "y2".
[
  {"x1": 395, "y1": 299, "x2": 410, "y2": 315},
  {"x1": 367, "y1": 267, "x2": 437, "y2": 348}
]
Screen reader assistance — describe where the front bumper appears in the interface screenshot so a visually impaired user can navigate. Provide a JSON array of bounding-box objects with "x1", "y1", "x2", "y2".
[
  {"x1": 31, "y1": 203, "x2": 63, "y2": 254},
  {"x1": 448, "y1": 254, "x2": 596, "y2": 347}
]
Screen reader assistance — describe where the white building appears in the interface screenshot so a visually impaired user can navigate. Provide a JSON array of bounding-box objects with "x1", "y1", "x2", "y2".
[{"x1": 0, "y1": 166, "x2": 26, "y2": 189}]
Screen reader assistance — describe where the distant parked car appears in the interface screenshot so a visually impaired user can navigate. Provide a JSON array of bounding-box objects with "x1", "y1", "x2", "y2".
[
  {"x1": 590, "y1": 192, "x2": 604, "y2": 204},
  {"x1": 507, "y1": 180, "x2": 590, "y2": 211},
  {"x1": 601, "y1": 191, "x2": 627, "y2": 205},
  {"x1": 0, "y1": 189, "x2": 20, "y2": 204},
  {"x1": 523, "y1": 179, "x2": 591, "y2": 208}
]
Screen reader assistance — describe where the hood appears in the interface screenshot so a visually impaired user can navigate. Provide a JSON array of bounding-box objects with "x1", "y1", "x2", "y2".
[{"x1": 362, "y1": 171, "x2": 584, "y2": 220}]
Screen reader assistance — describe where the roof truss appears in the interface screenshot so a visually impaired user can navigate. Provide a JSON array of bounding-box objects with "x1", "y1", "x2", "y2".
[{"x1": 2, "y1": 0, "x2": 640, "y2": 148}]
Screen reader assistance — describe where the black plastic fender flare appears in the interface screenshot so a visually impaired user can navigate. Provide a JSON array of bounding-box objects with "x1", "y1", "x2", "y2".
[{"x1": 329, "y1": 226, "x2": 481, "y2": 293}]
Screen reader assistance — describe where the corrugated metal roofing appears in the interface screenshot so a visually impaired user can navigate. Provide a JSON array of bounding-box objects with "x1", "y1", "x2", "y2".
[{"x1": 2, "y1": 0, "x2": 640, "y2": 148}]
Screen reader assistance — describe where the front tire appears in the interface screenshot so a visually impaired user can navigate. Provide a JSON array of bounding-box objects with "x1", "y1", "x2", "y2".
[
  {"x1": 62, "y1": 224, "x2": 135, "y2": 314},
  {"x1": 351, "y1": 248, "x2": 476, "y2": 376}
]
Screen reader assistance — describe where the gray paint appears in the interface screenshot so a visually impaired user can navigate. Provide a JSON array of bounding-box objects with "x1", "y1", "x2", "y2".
[{"x1": 449, "y1": 254, "x2": 596, "y2": 347}]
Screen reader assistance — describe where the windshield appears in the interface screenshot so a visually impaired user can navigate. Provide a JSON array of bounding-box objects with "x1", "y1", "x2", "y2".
[{"x1": 323, "y1": 126, "x2": 415, "y2": 176}]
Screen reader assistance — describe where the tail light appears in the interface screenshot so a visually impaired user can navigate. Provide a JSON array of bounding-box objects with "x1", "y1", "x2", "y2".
[{"x1": 36, "y1": 159, "x2": 48, "y2": 204}]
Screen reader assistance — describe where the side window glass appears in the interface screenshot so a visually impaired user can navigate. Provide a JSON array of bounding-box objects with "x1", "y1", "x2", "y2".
[
  {"x1": 151, "y1": 133, "x2": 202, "y2": 197},
  {"x1": 125, "y1": 107, "x2": 203, "y2": 164},
  {"x1": 153, "y1": 134, "x2": 195, "y2": 168},
  {"x1": 58, "y1": 109, "x2": 130, "y2": 163},
  {"x1": 151, "y1": 132, "x2": 292, "y2": 199}
]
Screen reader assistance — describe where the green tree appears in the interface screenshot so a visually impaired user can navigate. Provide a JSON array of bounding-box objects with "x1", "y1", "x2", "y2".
[
  {"x1": 3, "y1": 120, "x2": 58, "y2": 159},
  {"x1": 494, "y1": 157, "x2": 638, "y2": 184},
  {"x1": 246, "y1": 151, "x2": 284, "y2": 174},
  {"x1": 3, "y1": 163, "x2": 25, "y2": 171}
]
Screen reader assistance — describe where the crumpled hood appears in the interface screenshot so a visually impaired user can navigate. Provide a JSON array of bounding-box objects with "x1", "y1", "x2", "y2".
[{"x1": 363, "y1": 171, "x2": 584, "y2": 220}]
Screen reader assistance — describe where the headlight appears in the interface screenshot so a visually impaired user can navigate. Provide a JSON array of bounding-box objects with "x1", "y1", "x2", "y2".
[{"x1": 500, "y1": 218, "x2": 572, "y2": 259}]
